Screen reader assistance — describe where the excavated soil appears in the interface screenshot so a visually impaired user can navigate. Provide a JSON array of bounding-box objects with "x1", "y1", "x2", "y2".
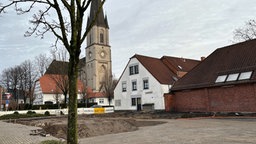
[{"x1": 16, "y1": 111, "x2": 170, "y2": 139}]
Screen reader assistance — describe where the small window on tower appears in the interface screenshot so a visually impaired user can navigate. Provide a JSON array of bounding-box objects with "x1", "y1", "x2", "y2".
[
  {"x1": 89, "y1": 34, "x2": 92, "y2": 44},
  {"x1": 100, "y1": 33, "x2": 104, "y2": 43}
]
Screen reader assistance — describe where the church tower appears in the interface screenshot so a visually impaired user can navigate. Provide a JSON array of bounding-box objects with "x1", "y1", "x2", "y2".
[{"x1": 86, "y1": 0, "x2": 112, "y2": 92}]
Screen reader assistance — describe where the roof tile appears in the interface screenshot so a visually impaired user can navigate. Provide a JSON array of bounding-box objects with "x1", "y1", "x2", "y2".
[{"x1": 171, "y1": 39, "x2": 256, "y2": 91}]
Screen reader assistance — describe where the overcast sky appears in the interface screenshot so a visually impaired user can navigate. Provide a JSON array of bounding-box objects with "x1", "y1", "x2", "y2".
[{"x1": 1, "y1": 0, "x2": 256, "y2": 78}]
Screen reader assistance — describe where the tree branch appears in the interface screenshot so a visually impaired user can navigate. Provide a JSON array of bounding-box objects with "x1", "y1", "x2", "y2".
[{"x1": 52, "y1": 0, "x2": 70, "y2": 51}]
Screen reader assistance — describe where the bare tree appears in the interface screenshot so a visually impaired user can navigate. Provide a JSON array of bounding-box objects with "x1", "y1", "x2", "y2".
[
  {"x1": 0, "y1": 68, "x2": 12, "y2": 91},
  {"x1": 9, "y1": 66, "x2": 21, "y2": 104},
  {"x1": 99, "y1": 75, "x2": 117, "y2": 106},
  {"x1": 51, "y1": 74, "x2": 69, "y2": 105},
  {"x1": 0, "y1": 1, "x2": 106, "y2": 142},
  {"x1": 20, "y1": 60, "x2": 37, "y2": 104},
  {"x1": 51, "y1": 46, "x2": 69, "y2": 61},
  {"x1": 35, "y1": 53, "x2": 51, "y2": 77},
  {"x1": 233, "y1": 19, "x2": 256, "y2": 42},
  {"x1": 52, "y1": 84, "x2": 62, "y2": 109}
]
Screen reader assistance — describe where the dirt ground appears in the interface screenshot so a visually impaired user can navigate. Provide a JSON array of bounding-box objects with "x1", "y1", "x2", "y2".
[
  {"x1": 15, "y1": 111, "x2": 256, "y2": 140},
  {"x1": 16, "y1": 111, "x2": 171, "y2": 139}
]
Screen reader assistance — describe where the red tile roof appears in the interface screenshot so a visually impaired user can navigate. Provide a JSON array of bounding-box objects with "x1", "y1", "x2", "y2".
[
  {"x1": 171, "y1": 39, "x2": 256, "y2": 91},
  {"x1": 161, "y1": 56, "x2": 200, "y2": 73},
  {"x1": 39, "y1": 74, "x2": 84, "y2": 94},
  {"x1": 86, "y1": 87, "x2": 106, "y2": 98},
  {"x1": 131, "y1": 54, "x2": 199, "y2": 85}
]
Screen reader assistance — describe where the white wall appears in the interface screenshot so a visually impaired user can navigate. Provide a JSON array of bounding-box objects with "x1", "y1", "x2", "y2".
[
  {"x1": 0, "y1": 107, "x2": 114, "y2": 116},
  {"x1": 114, "y1": 58, "x2": 168, "y2": 110},
  {"x1": 94, "y1": 97, "x2": 114, "y2": 106}
]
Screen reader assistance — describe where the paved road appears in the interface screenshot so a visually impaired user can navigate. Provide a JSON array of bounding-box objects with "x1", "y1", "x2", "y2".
[
  {"x1": 1, "y1": 118, "x2": 256, "y2": 144},
  {"x1": 0, "y1": 121, "x2": 58, "y2": 144},
  {"x1": 79, "y1": 118, "x2": 256, "y2": 144}
]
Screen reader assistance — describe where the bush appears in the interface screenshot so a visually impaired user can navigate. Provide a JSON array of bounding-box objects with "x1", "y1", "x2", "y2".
[
  {"x1": 13, "y1": 111, "x2": 19, "y2": 115},
  {"x1": 44, "y1": 111, "x2": 50, "y2": 116},
  {"x1": 27, "y1": 111, "x2": 36, "y2": 115}
]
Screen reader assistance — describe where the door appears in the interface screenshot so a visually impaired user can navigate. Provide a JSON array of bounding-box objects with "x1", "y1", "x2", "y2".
[{"x1": 137, "y1": 98, "x2": 141, "y2": 111}]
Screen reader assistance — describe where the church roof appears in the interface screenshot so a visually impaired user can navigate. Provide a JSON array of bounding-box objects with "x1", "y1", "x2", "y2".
[
  {"x1": 45, "y1": 59, "x2": 86, "y2": 75},
  {"x1": 171, "y1": 39, "x2": 256, "y2": 91},
  {"x1": 45, "y1": 60, "x2": 68, "y2": 75},
  {"x1": 87, "y1": 0, "x2": 109, "y2": 29}
]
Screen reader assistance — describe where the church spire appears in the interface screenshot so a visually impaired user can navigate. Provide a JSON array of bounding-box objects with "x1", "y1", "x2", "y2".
[{"x1": 87, "y1": 0, "x2": 109, "y2": 29}]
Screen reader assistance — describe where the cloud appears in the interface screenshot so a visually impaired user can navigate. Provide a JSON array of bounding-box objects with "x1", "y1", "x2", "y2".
[{"x1": 1, "y1": 0, "x2": 256, "y2": 77}]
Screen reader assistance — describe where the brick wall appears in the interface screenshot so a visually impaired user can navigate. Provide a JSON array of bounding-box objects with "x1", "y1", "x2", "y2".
[{"x1": 172, "y1": 83, "x2": 256, "y2": 112}]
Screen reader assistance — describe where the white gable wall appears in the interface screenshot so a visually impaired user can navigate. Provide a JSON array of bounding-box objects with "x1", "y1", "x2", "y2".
[
  {"x1": 33, "y1": 80, "x2": 84, "y2": 105},
  {"x1": 114, "y1": 58, "x2": 170, "y2": 110}
]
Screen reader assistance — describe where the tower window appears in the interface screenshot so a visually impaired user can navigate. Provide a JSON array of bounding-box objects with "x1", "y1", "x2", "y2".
[
  {"x1": 100, "y1": 33, "x2": 104, "y2": 43},
  {"x1": 89, "y1": 34, "x2": 92, "y2": 44}
]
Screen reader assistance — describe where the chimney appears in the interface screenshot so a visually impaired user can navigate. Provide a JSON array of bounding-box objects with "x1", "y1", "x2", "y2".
[{"x1": 201, "y1": 57, "x2": 206, "y2": 61}]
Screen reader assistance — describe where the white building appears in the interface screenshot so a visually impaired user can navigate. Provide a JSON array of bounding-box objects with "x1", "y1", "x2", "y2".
[
  {"x1": 114, "y1": 54, "x2": 199, "y2": 111},
  {"x1": 33, "y1": 74, "x2": 84, "y2": 105},
  {"x1": 86, "y1": 87, "x2": 114, "y2": 106}
]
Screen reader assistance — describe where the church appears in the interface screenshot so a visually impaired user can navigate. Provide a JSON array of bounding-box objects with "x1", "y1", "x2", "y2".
[
  {"x1": 33, "y1": 0, "x2": 113, "y2": 106},
  {"x1": 84, "y1": 0, "x2": 112, "y2": 93}
]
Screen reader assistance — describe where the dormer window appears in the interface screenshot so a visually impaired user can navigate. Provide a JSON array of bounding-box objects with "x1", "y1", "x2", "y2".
[
  {"x1": 226, "y1": 73, "x2": 239, "y2": 82},
  {"x1": 215, "y1": 71, "x2": 253, "y2": 83},
  {"x1": 238, "y1": 71, "x2": 253, "y2": 80},
  {"x1": 215, "y1": 75, "x2": 227, "y2": 83}
]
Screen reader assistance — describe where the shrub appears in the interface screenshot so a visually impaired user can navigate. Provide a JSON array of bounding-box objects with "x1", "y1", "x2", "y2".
[
  {"x1": 27, "y1": 111, "x2": 36, "y2": 115},
  {"x1": 44, "y1": 111, "x2": 50, "y2": 116},
  {"x1": 13, "y1": 111, "x2": 19, "y2": 115}
]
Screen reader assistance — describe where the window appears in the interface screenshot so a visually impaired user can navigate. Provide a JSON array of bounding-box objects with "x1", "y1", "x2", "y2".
[
  {"x1": 215, "y1": 75, "x2": 227, "y2": 83},
  {"x1": 129, "y1": 66, "x2": 134, "y2": 75},
  {"x1": 238, "y1": 71, "x2": 253, "y2": 80},
  {"x1": 99, "y1": 98, "x2": 104, "y2": 104},
  {"x1": 122, "y1": 82, "x2": 127, "y2": 92},
  {"x1": 178, "y1": 65, "x2": 182, "y2": 70},
  {"x1": 132, "y1": 81, "x2": 137, "y2": 91},
  {"x1": 226, "y1": 73, "x2": 239, "y2": 82},
  {"x1": 115, "y1": 100, "x2": 121, "y2": 107},
  {"x1": 131, "y1": 98, "x2": 136, "y2": 106},
  {"x1": 134, "y1": 65, "x2": 139, "y2": 74},
  {"x1": 143, "y1": 79, "x2": 149, "y2": 89},
  {"x1": 89, "y1": 34, "x2": 92, "y2": 44},
  {"x1": 129, "y1": 65, "x2": 139, "y2": 75},
  {"x1": 215, "y1": 71, "x2": 254, "y2": 83},
  {"x1": 100, "y1": 33, "x2": 104, "y2": 43}
]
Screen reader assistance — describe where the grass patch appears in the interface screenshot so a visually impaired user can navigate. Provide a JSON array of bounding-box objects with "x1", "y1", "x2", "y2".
[
  {"x1": 0, "y1": 113, "x2": 48, "y2": 120},
  {"x1": 40, "y1": 140, "x2": 65, "y2": 144}
]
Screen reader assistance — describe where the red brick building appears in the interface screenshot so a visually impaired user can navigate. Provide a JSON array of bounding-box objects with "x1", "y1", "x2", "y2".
[{"x1": 169, "y1": 39, "x2": 256, "y2": 112}]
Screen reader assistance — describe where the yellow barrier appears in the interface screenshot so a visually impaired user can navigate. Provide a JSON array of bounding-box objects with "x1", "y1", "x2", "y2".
[{"x1": 94, "y1": 108, "x2": 105, "y2": 114}]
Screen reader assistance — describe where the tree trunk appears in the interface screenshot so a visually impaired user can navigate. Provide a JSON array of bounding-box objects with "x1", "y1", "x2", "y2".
[{"x1": 67, "y1": 54, "x2": 79, "y2": 144}]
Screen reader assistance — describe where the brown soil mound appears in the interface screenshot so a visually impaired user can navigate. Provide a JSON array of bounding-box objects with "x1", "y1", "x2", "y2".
[{"x1": 16, "y1": 114, "x2": 166, "y2": 139}]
